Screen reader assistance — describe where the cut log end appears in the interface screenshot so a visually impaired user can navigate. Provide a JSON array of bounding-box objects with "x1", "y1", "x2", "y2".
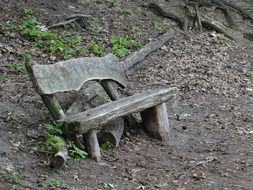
[
  {"x1": 50, "y1": 145, "x2": 68, "y2": 168},
  {"x1": 50, "y1": 155, "x2": 66, "y2": 168}
]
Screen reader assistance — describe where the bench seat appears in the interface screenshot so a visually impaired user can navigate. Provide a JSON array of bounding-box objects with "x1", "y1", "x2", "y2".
[{"x1": 63, "y1": 87, "x2": 177, "y2": 134}]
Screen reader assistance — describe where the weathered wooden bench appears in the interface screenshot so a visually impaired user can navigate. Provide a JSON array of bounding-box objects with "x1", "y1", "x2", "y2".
[{"x1": 26, "y1": 53, "x2": 177, "y2": 167}]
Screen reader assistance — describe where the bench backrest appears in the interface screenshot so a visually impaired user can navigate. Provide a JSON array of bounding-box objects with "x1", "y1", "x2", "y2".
[
  {"x1": 26, "y1": 53, "x2": 127, "y2": 120},
  {"x1": 26, "y1": 53, "x2": 127, "y2": 95}
]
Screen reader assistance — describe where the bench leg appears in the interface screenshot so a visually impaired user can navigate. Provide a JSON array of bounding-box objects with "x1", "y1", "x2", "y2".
[
  {"x1": 141, "y1": 102, "x2": 170, "y2": 142},
  {"x1": 98, "y1": 118, "x2": 124, "y2": 147},
  {"x1": 83, "y1": 129, "x2": 101, "y2": 162}
]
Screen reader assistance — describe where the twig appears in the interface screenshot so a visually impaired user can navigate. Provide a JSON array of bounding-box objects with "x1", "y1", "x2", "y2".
[
  {"x1": 48, "y1": 14, "x2": 95, "y2": 29},
  {"x1": 48, "y1": 18, "x2": 78, "y2": 29}
]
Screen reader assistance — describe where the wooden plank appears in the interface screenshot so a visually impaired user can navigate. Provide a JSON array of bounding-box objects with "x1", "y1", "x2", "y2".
[
  {"x1": 30, "y1": 53, "x2": 127, "y2": 95},
  {"x1": 141, "y1": 102, "x2": 170, "y2": 142},
  {"x1": 100, "y1": 80, "x2": 125, "y2": 147},
  {"x1": 63, "y1": 87, "x2": 177, "y2": 134},
  {"x1": 26, "y1": 61, "x2": 66, "y2": 120}
]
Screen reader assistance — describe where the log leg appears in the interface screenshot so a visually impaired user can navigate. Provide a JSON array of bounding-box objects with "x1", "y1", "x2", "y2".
[
  {"x1": 83, "y1": 129, "x2": 101, "y2": 162},
  {"x1": 98, "y1": 118, "x2": 124, "y2": 147},
  {"x1": 141, "y1": 102, "x2": 170, "y2": 142}
]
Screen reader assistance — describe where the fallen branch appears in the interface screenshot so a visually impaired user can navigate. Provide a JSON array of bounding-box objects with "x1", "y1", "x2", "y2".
[
  {"x1": 48, "y1": 14, "x2": 95, "y2": 29},
  {"x1": 122, "y1": 29, "x2": 175, "y2": 70},
  {"x1": 48, "y1": 18, "x2": 78, "y2": 29}
]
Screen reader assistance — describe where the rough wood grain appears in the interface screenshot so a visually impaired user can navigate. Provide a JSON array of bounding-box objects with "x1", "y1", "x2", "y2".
[
  {"x1": 30, "y1": 54, "x2": 126, "y2": 95},
  {"x1": 26, "y1": 61, "x2": 66, "y2": 120},
  {"x1": 98, "y1": 118, "x2": 124, "y2": 147},
  {"x1": 83, "y1": 129, "x2": 101, "y2": 162},
  {"x1": 63, "y1": 87, "x2": 177, "y2": 134},
  {"x1": 65, "y1": 82, "x2": 104, "y2": 116},
  {"x1": 100, "y1": 80, "x2": 121, "y2": 101},
  {"x1": 99, "y1": 80, "x2": 125, "y2": 147},
  {"x1": 41, "y1": 94, "x2": 66, "y2": 120},
  {"x1": 122, "y1": 29, "x2": 175, "y2": 70},
  {"x1": 141, "y1": 102, "x2": 170, "y2": 142}
]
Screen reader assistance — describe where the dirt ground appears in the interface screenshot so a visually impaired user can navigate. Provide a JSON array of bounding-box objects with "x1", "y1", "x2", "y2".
[{"x1": 0, "y1": 0, "x2": 253, "y2": 190}]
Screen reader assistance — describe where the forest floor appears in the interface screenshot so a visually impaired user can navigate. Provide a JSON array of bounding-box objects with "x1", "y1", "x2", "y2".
[{"x1": 0, "y1": 0, "x2": 253, "y2": 189}]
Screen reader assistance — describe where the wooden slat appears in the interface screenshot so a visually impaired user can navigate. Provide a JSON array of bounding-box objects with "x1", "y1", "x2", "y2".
[
  {"x1": 30, "y1": 54, "x2": 127, "y2": 95},
  {"x1": 63, "y1": 87, "x2": 177, "y2": 134}
]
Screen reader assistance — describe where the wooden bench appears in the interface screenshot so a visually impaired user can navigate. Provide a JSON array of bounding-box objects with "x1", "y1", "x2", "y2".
[{"x1": 26, "y1": 53, "x2": 177, "y2": 167}]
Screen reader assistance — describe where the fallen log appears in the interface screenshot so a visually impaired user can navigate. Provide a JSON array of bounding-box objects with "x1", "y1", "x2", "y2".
[
  {"x1": 122, "y1": 29, "x2": 175, "y2": 70},
  {"x1": 50, "y1": 143, "x2": 68, "y2": 168}
]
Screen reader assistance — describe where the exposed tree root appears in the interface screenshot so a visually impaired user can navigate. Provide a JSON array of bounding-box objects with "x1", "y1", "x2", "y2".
[
  {"x1": 145, "y1": 1, "x2": 253, "y2": 43},
  {"x1": 145, "y1": 3, "x2": 187, "y2": 33},
  {"x1": 222, "y1": 1, "x2": 253, "y2": 21}
]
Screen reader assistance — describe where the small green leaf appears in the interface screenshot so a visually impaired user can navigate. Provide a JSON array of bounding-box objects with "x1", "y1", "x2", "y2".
[
  {"x1": 100, "y1": 141, "x2": 115, "y2": 151},
  {"x1": 43, "y1": 178, "x2": 61, "y2": 188},
  {"x1": 67, "y1": 143, "x2": 88, "y2": 159}
]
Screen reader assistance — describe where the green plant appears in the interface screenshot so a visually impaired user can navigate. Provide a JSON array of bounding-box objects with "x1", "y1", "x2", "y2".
[
  {"x1": 88, "y1": 43, "x2": 105, "y2": 56},
  {"x1": 8, "y1": 62, "x2": 26, "y2": 72},
  {"x1": 86, "y1": 20, "x2": 100, "y2": 29},
  {"x1": 39, "y1": 108, "x2": 50, "y2": 117},
  {"x1": 67, "y1": 143, "x2": 88, "y2": 159},
  {"x1": 21, "y1": 50, "x2": 32, "y2": 60},
  {"x1": 112, "y1": 21, "x2": 121, "y2": 29},
  {"x1": 154, "y1": 21, "x2": 167, "y2": 33},
  {"x1": 42, "y1": 122, "x2": 63, "y2": 135},
  {"x1": 246, "y1": 71, "x2": 253, "y2": 78},
  {"x1": 117, "y1": 7, "x2": 133, "y2": 15},
  {"x1": 43, "y1": 178, "x2": 61, "y2": 188},
  {"x1": 96, "y1": 90, "x2": 109, "y2": 102},
  {"x1": 35, "y1": 32, "x2": 82, "y2": 59},
  {"x1": 131, "y1": 25, "x2": 142, "y2": 34},
  {"x1": 15, "y1": 9, "x2": 83, "y2": 58},
  {"x1": 9, "y1": 170, "x2": 23, "y2": 184},
  {"x1": 110, "y1": 35, "x2": 143, "y2": 57},
  {"x1": 186, "y1": 41, "x2": 200, "y2": 49},
  {"x1": 100, "y1": 141, "x2": 115, "y2": 151},
  {"x1": 0, "y1": 73, "x2": 7, "y2": 78},
  {"x1": 44, "y1": 134, "x2": 64, "y2": 152},
  {"x1": 23, "y1": 7, "x2": 33, "y2": 15}
]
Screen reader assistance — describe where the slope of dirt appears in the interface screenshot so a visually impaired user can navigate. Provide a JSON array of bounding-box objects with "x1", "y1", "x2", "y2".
[{"x1": 0, "y1": 0, "x2": 253, "y2": 190}]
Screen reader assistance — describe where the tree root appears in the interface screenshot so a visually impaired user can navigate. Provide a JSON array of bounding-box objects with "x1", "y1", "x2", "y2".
[
  {"x1": 145, "y1": 3, "x2": 187, "y2": 33},
  {"x1": 222, "y1": 0, "x2": 253, "y2": 21},
  {"x1": 145, "y1": 1, "x2": 252, "y2": 43}
]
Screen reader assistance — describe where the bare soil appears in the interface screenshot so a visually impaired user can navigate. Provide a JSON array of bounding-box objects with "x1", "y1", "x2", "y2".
[{"x1": 0, "y1": 0, "x2": 253, "y2": 190}]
